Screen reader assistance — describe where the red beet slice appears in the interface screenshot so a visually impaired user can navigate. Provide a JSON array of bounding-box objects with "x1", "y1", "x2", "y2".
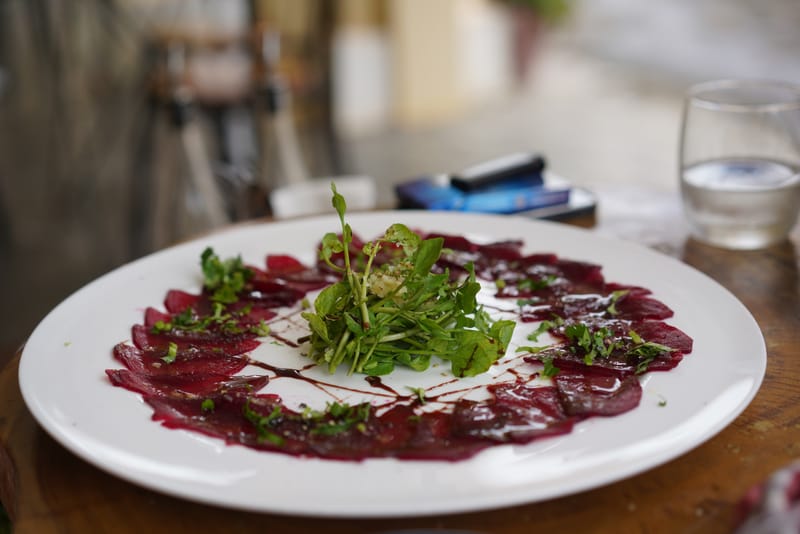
[
  {"x1": 553, "y1": 371, "x2": 642, "y2": 417},
  {"x1": 106, "y1": 369, "x2": 268, "y2": 397},
  {"x1": 113, "y1": 343, "x2": 249, "y2": 377}
]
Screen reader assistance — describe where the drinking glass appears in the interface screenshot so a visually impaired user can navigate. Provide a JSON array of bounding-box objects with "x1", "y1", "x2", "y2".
[{"x1": 679, "y1": 79, "x2": 800, "y2": 249}]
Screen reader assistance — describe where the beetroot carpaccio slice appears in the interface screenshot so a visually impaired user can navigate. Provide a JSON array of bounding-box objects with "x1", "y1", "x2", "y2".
[
  {"x1": 106, "y1": 234, "x2": 693, "y2": 462},
  {"x1": 553, "y1": 371, "x2": 643, "y2": 417}
]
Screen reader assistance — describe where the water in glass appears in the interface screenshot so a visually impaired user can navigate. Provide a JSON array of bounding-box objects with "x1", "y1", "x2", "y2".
[{"x1": 681, "y1": 157, "x2": 800, "y2": 249}]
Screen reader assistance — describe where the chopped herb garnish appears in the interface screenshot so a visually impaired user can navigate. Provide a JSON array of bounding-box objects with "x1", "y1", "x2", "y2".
[
  {"x1": 626, "y1": 329, "x2": 675, "y2": 374},
  {"x1": 527, "y1": 316, "x2": 564, "y2": 343},
  {"x1": 301, "y1": 184, "x2": 515, "y2": 378},
  {"x1": 564, "y1": 323, "x2": 619, "y2": 365},
  {"x1": 540, "y1": 357, "x2": 560, "y2": 378},
  {"x1": 201, "y1": 399, "x2": 215, "y2": 412},
  {"x1": 150, "y1": 302, "x2": 258, "y2": 336},
  {"x1": 249, "y1": 320, "x2": 271, "y2": 337},
  {"x1": 518, "y1": 274, "x2": 557, "y2": 292},
  {"x1": 161, "y1": 342, "x2": 178, "y2": 364},
  {"x1": 174, "y1": 306, "x2": 197, "y2": 327},
  {"x1": 516, "y1": 317, "x2": 564, "y2": 354},
  {"x1": 243, "y1": 401, "x2": 285, "y2": 446},
  {"x1": 151, "y1": 320, "x2": 172, "y2": 334},
  {"x1": 310, "y1": 401, "x2": 371, "y2": 436},
  {"x1": 201, "y1": 247, "x2": 253, "y2": 304},
  {"x1": 407, "y1": 386, "x2": 427, "y2": 404},
  {"x1": 606, "y1": 289, "x2": 629, "y2": 316}
]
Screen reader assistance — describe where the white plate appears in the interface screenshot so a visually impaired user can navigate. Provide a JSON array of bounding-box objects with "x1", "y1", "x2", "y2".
[{"x1": 19, "y1": 211, "x2": 766, "y2": 517}]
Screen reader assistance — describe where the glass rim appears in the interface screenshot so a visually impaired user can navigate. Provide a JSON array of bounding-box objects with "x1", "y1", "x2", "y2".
[{"x1": 687, "y1": 79, "x2": 800, "y2": 113}]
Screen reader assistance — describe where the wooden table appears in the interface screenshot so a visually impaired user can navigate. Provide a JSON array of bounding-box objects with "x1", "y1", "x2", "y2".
[{"x1": 2, "y1": 190, "x2": 799, "y2": 533}]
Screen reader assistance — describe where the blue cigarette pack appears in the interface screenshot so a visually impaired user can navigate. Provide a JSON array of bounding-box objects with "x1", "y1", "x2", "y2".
[{"x1": 395, "y1": 151, "x2": 571, "y2": 215}]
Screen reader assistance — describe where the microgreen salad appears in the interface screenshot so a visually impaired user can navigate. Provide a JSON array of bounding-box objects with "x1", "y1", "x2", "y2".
[{"x1": 301, "y1": 185, "x2": 516, "y2": 377}]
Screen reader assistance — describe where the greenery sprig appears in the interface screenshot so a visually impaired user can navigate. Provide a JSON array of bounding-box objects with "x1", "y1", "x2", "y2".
[
  {"x1": 201, "y1": 247, "x2": 253, "y2": 304},
  {"x1": 301, "y1": 185, "x2": 515, "y2": 377}
]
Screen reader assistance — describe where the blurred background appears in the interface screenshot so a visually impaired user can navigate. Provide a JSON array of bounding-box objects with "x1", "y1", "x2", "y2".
[{"x1": 1, "y1": 0, "x2": 799, "y2": 355}]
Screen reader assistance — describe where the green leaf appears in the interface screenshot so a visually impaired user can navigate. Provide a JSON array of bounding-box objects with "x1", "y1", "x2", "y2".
[
  {"x1": 314, "y1": 281, "x2": 349, "y2": 316},
  {"x1": 412, "y1": 237, "x2": 443, "y2": 276},
  {"x1": 362, "y1": 241, "x2": 379, "y2": 257},
  {"x1": 540, "y1": 357, "x2": 560, "y2": 377},
  {"x1": 331, "y1": 182, "x2": 347, "y2": 221},
  {"x1": 627, "y1": 337, "x2": 675, "y2": 374},
  {"x1": 396, "y1": 353, "x2": 431, "y2": 371},
  {"x1": 490, "y1": 319, "x2": 516, "y2": 349},
  {"x1": 362, "y1": 359, "x2": 395, "y2": 376},
  {"x1": 151, "y1": 320, "x2": 172, "y2": 334},
  {"x1": 320, "y1": 232, "x2": 344, "y2": 266},
  {"x1": 417, "y1": 317, "x2": 448, "y2": 338},
  {"x1": 457, "y1": 281, "x2": 481, "y2": 315},
  {"x1": 250, "y1": 320, "x2": 271, "y2": 337},
  {"x1": 527, "y1": 319, "x2": 557, "y2": 343},
  {"x1": 606, "y1": 289, "x2": 630, "y2": 316},
  {"x1": 161, "y1": 342, "x2": 178, "y2": 364},
  {"x1": 447, "y1": 330, "x2": 500, "y2": 377},
  {"x1": 344, "y1": 312, "x2": 364, "y2": 335},
  {"x1": 173, "y1": 307, "x2": 197, "y2": 327},
  {"x1": 383, "y1": 223, "x2": 421, "y2": 256},
  {"x1": 201, "y1": 247, "x2": 219, "y2": 284},
  {"x1": 301, "y1": 311, "x2": 330, "y2": 343}
]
